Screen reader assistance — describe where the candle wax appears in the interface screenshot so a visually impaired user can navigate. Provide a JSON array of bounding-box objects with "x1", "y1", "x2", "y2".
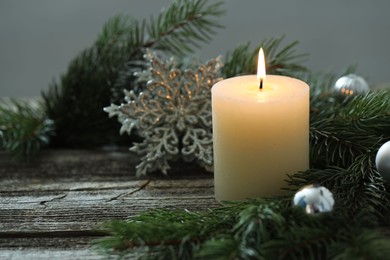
[{"x1": 212, "y1": 75, "x2": 310, "y2": 201}]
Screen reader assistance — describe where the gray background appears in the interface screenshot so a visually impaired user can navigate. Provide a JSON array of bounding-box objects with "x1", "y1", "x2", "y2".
[{"x1": 1, "y1": 0, "x2": 389, "y2": 97}]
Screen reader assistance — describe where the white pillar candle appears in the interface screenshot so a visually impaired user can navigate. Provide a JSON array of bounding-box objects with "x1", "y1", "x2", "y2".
[{"x1": 212, "y1": 50, "x2": 310, "y2": 201}]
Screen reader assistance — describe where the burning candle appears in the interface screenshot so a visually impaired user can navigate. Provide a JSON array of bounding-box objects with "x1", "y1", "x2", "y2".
[{"x1": 212, "y1": 48, "x2": 310, "y2": 201}]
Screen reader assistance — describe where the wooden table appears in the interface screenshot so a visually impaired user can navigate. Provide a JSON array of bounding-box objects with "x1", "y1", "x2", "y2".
[{"x1": 0, "y1": 149, "x2": 217, "y2": 259}]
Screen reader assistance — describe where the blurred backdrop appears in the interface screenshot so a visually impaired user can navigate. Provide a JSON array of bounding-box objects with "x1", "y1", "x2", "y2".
[{"x1": 1, "y1": 0, "x2": 389, "y2": 97}]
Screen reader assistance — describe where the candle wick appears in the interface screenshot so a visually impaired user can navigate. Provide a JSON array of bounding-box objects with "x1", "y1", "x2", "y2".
[{"x1": 259, "y1": 78, "x2": 263, "y2": 90}]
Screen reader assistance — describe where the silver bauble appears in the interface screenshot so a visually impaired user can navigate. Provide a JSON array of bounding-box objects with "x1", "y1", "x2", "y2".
[
  {"x1": 375, "y1": 141, "x2": 390, "y2": 182},
  {"x1": 293, "y1": 184, "x2": 334, "y2": 214},
  {"x1": 334, "y1": 74, "x2": 369, "y2": 96}
]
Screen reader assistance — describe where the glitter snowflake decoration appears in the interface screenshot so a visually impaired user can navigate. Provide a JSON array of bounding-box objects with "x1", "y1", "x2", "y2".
[{"x1": 104, "y1": 51, "x2": 223, "y2": 176}]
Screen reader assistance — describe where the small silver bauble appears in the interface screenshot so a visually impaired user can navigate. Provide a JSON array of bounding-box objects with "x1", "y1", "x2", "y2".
[
  {"x1": 334, "y1": 74, "x2": 370, "y2": 96},
  {"x1": 375, "y1": 141, "x2": 390, "y2": 182},
  {"x1": 293, "y1": 184, "x2": 334, "y2": 214}
]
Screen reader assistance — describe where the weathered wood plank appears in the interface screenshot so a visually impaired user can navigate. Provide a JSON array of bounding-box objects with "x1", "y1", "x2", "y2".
[
  {"x1": 0, "y1": 249, "x2": 103, "y2": 260},
  {"x1": 2, "y1": 149, "x2": 387, "y2": 259},
  {"x1": 0, "y1": 149, "x2": 212, "y2": 179},
  {"x1": 0, "y1": 179, "x2": 217, "y2": 231},
  {"x1": 0, "y1": 149, "x2": 217, "y2": 259}
]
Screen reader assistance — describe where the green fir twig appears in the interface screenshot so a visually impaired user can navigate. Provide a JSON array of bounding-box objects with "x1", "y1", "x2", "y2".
[
  {"x1": 0, "y1": 99, "x2": 55, "y2": 158},
  {"x1": 94, "y1": 196, "x2": 390, "y2": 259},
  {"x1": 222, "y1": 35, "x2": 309, "y2": 78},
  {"x1": 310, "y1": 90, "x2": 390, "y2": 168},
  {"x1": 42, "y1": 0, "x2": 225, "y2": 148}
]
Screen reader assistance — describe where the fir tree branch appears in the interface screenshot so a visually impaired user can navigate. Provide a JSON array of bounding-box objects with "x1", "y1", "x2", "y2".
[
  {"x1": 0, "y1": 99, "x2": 55, "y2": 158},
  {"x1": 309, "y1": 90, "x2": 390, "y2": 168},
  {"x1": 42, "y1": 0, "x2": 225, "y2": 148},
  {"x1": 287, "y1": 156, "x2": 389, "y2": 221},
  {"x1": 222, "y1": 36, "x2": 309, "y2": 78},
  {"x1": 94, "y1": 196, "x2": 390, "y2": 259},
  {"x1": 329, "y1": 229, "x2": 390, "y2": 259},
  {"x1": 144, "y1": 0, "x2": 225, "y2": 56}
]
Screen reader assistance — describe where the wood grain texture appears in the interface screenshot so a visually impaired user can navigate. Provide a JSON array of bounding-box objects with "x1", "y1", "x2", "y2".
[
  {"x1": 0, "y1": 149, "x2": 217, "y2": 259},
  {"x1": 1, "y1": 149, "x2": 389, "y2": 259}
]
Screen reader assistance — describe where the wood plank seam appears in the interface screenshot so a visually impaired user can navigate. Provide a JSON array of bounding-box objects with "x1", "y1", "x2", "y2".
[
  {"x1": 0, "y1": 230, "x2": 108, "y2": 238},
  {"x1": 39, "y1": 194, "x2": 68, "y2": 208},
  {"x1": 105, "y1": 180, "x2": 151, "y2": 202}
]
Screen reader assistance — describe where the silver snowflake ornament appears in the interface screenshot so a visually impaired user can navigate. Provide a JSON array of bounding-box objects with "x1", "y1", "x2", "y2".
[{"x1": 104, "y1": 50, "x2": 223, "y2": 176}]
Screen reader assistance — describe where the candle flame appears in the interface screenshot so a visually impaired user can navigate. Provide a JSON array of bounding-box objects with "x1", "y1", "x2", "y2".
[{"x1": 257, "y1": 48, "x2": 266, "y2": 89}]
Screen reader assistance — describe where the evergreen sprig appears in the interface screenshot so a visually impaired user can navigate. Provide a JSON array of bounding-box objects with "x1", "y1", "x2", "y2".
[
  {"x1": 42, "y1": 0, "x2": 225, "y2": 147},
  {"x1": 310, "y1": 90, "x2": 390, "y2": 168},
  {"x1": 145, "y1": 0, "x2": 224, "y2": 56},
  {"x1": 287, "y1": 158, "x2": 389, "y2": 221},
  {"x1": 95, "y1": 196, "x2": 390, "y2": 259},
  {"x1": 222, "y1": 36, "x2": 309, "y2": 78},
  {"x1": 0, "y1": 99, "x2": 55, "y2": 158}
]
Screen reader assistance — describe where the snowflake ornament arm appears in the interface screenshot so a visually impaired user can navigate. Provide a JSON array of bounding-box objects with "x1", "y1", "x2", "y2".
[
  {"x1": 131, "y1": 127, "x2": 179, "y2": 175},
  {"x1": 104, "y1": 50, "x2": 223, "y2": 176}
]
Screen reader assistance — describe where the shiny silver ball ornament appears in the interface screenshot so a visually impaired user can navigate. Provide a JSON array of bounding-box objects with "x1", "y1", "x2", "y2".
[
  {"x1": 293, "y1": 184, "x2": 334, "y2": 214},
  {"x1": 334, "y1": 74, "x2": 370, "y2": 96},
  {"x1": 375, "y1": 141, "x2": 390, "y2": 182}
]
